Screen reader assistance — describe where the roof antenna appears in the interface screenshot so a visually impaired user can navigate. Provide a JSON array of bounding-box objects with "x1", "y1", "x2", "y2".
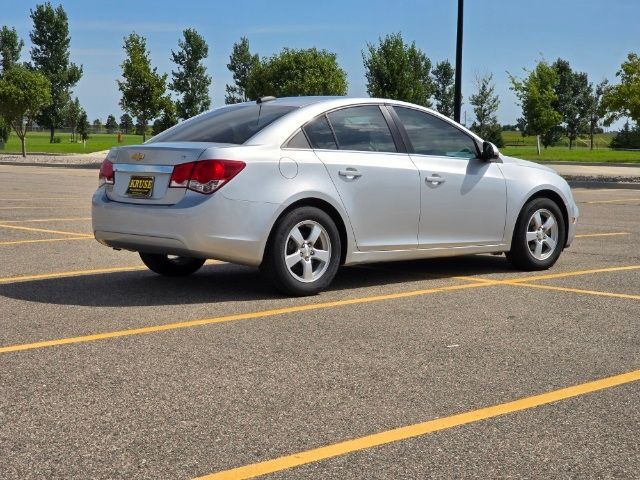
[{"x1": 256, "y1": 96, "x2": 276, "y2": 126}]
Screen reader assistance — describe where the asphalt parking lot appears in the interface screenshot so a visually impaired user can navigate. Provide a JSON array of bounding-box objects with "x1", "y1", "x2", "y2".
[{"x1": 0, "y1": 163, "x2": 638, "y2": 479}]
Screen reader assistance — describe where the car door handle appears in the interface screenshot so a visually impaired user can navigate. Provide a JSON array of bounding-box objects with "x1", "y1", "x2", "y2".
[
  {"x1": 426, "y1": 174, "x2": 445, "y2": 185},
  {"x1": 338, "y1": 168, "x2": 362, "y2": 179}
]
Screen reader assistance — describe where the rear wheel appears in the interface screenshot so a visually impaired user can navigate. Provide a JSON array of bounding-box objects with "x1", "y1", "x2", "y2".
[
  {"x1": 261, "y1": 207, "x2": 341, "y2": 296},
  {"x1": 139, "y1": 253, "x2": 206, "y2": 276},
  {"x1": 506, "y1": 197, "x2": 565, "y2": 271}
]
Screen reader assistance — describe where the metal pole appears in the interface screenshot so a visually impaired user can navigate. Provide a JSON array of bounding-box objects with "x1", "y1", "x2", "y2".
[{"x1": 453, "y1": 0, "x2": 464, "y2": 123}]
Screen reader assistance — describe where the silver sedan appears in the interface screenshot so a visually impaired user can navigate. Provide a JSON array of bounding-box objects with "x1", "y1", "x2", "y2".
[{"x1": 92, "y1": 96, "x2": 578, "y2": 295}]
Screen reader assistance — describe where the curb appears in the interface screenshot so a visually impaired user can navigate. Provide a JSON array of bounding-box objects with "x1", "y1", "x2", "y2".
[{"x1": 0, "y1": 161, "x2": 101, "y2": 169}]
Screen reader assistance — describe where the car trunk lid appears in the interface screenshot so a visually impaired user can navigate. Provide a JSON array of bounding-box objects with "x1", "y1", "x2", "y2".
[{"x1": 106, "y1": 142, "x2": 232, "y2": 205}]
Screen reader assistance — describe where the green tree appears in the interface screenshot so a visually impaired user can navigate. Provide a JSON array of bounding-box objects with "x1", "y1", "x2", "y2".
[
  {"x1": 152, "y1": 97, "x2": 178, "y2": 135},
  {"x1": 431, "y1": 60, "x2": 454, "y2": 117},
  {"x1": 225, "y1": 37, "x2": 259, "y2": 104},
  {"x1": 0, "y1": 26, "x2": 24, "y2": 74},
  {"x1": 552, "y1": 59, "x2": 592, "y2": 149},
  {"x1": 602, "y1": 53, "x2": 640, "y2": 126},
  {"x1": 77, "y1": 109, "x2": 89, "y2": 143},
  {"x1": 92, "y1": 118, "x2": 102, "y2": 133},
  {"x1": 587, "y1": 79, "x2": 608, "y2": 150},
  {"x1": 509, "y1": 61, "x2": 562, "y2": 154},
  {"x1": 0, "y1": 65, "x2": 51, "y2": 157},
  {"x1": 469, "y1": 73, "x2": 503, "y2": 147},
  {"x1": 170, "y1": 28, "x2": 211, "y2": 119},
  {"x1": 62, "y1": 96, "x2": 81, "y2": 142},
  {"x1": 119, "y1": 113, "x2": 133, "y2": 134},
  {"x1": 248, "y1": 47, "x2": 347, "y2": 98},
  {"x1": 105, "y1": 114, "x2": 118, "y2": 133},
  {"x1": 29, "y1": 2, "x2": 82, "y2": 143},
  {"x1": 363, "y1": 32, "x2": 433, "y2": 106},
  {"x1": 117, "y1": 33, "x2": 167, "y2": 142}
]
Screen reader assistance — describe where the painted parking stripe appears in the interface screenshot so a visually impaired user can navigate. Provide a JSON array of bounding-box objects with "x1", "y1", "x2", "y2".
[
  {"x1": 1, "y1": 265, "x2": 638, "y2": 354},
  {"x1": 575, "y1": 232, "x2": 630, "y2": 238},
  {"x1": 505, "y1": 282, "x2": 640, "y2": 301},
  {"x1": 0, "y1": 266, "x2": 148, "y2": 284},
  {"x1": 0, "y1": 260, "x2": 221, "y2": 284},
  {"x1": 0, "y1": 217, "x2": 91, "y2": 224},
  {"x1": 505, "y1": 265, "x2": 640, "y2": 284},
  {"x1": 0, "y1": 237, "x2": 93, "y2": 246},
  {"x1": 195, "y1": 369, "x2": 640, "y2": 480},
  {"x1": 0, "y1": 281, "x2": 498, "y2": 355},
  {"x1": 586, "y1": 198, "x2": 640, "y2": 204},
  {"x1": 0, "y1": 223, "x2": 91, "y2": 237}
]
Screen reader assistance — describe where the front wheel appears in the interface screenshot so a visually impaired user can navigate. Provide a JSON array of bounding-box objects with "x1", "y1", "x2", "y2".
[
  {"x1": 139, "y1": 253, "x2": 206, "y2": 276},
  {"x1": 261, "y1": 207, "x2": 341, "y2": 296},
  {"x1": 506, "y1": 197, "x2": 566, "y2": 271}
]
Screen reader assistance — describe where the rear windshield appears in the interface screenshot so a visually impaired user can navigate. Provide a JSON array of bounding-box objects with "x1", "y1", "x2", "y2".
[{"x1": 149, "y1": 104, "x2": 297, "y2": 144}]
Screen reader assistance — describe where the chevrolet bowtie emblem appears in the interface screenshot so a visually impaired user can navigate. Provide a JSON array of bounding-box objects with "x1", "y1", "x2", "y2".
[{"x1": 131, "y1": 152, "x2": 145, "y2": 161}]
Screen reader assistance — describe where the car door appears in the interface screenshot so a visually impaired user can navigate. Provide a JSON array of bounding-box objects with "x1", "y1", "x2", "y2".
[
  {"x1": 305, "y1": 105, "x2": 420, "y2": 251},
  {"x1": 391, "y1": 106, "x2": 507, "y2": 248}
]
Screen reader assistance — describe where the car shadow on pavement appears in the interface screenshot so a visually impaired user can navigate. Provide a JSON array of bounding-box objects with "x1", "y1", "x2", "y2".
[{"x1": 0, "y1": 255, "x2": 515, "y2": 307}]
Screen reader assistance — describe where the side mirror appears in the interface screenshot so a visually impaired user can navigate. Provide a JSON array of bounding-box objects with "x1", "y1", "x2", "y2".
[{"x1": 481, "y1": 141, "x2": 499, "y2": 161}]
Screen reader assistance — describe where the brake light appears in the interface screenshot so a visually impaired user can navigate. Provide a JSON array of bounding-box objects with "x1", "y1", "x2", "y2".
[
  {"x1": 169, "y1": 160, "x2": 245, "y2": 194},
  {"x1": 99, "y1": 159, "x2": 114, "y2": 186}
]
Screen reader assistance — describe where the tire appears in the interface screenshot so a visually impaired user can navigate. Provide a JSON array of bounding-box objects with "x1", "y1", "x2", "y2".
[
  {"x1": 261, "y1": 206, "x2": 341, "y2": 296},
  {"x1": 506, "y1": 197, "x2": 566, "y2": 271},
  {"x1": 139, "y1": 252, "x2": 206, "y2": 276}
]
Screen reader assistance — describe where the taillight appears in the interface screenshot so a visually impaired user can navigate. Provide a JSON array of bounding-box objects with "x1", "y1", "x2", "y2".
[
  {"x1": 169, "y1": 160, "x2": 245, "y2": 194},
  {"x1": 99, "y1": 159, "x2": 114, "y2": 186}
]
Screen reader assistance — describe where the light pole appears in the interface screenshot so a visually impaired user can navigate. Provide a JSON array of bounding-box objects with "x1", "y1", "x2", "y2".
[{"x1": 453, "y1": 0, "x2": 464, "y2": 123}]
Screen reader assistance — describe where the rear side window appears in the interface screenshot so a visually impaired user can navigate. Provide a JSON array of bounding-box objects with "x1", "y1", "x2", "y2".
[
  {"x1": 149, "y1": 104, "x2": 297, "y2": 144},
  {"x1": 327, "y1": 106, "x2": 397, "y2": 153},
  {"x1": 303, "y1": 116, "x2": 337, "y2": 150},
  {"x1": 285, "y1": 129, "x2": 311, "y2": 149},
  {"x1": 394, "y1": 107, "x2": 478, "y2": 159}
]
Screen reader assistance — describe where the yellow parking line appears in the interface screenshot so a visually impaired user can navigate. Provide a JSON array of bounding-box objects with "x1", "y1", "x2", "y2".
[
  {"x1": 195, "y1": 369, "x2": 640, "y2": 480},
  {"x1": 0, "y1": 217, "x2": 92, "y2": 224},
  {"x1": 0, "y1": 260, "x2": 221, "y2": 284},
  {"x1": 586, "y1": 198, "x2": 640, "y2": 204},
  {"x1": 0, "y1": 281, "x2": 498, "y2": 355},
  {"x1": 0, "y1": 266, "x2": 148, "y2": 284},
  {"x1": 506, "y1": 265, "x2": 640, "y2": 284},
  {"x1": 1, "y1": 265, "x2": 637, "y2": 354},
  {"x1": 0, "y1": 197, "x2": 86, "y2": 201},
  {"x1": 505, "y1": 282, "x2": 640, "y2": 301},
  {"x1": 0, "y1": 223, "x2": 91, "y2": 237},
  {"x1": 575, "y1": 232, "x2": 630, "y2": 238},
  {"x1": 0, "y1": 206, "x2": 88, "y2": 210},
  {"x1": 455, "y1": 265, "x2": 640, "y2": 285},
  {"x1": 0, "y1": 236, "x2": 92, "y2": 246}
]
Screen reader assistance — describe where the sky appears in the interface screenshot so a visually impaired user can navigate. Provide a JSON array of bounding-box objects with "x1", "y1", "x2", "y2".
[{"x1": 3, "y1": 0, "x2": 638, "y2": 128}]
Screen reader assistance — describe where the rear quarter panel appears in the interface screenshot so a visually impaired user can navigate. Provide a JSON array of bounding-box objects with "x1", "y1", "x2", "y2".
[{"x1": 206, "y1": 144, "x2": 356, "y2": 260}]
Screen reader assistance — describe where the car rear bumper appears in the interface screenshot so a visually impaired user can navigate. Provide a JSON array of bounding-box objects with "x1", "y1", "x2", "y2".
[{"x1": 92, "y1": 189, "x2": 280, "y2": 266}]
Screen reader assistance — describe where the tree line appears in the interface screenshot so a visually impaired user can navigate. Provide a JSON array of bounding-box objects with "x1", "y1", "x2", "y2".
[{"x1": 1, "y1": 2, "x2": 639, "y2": 157}]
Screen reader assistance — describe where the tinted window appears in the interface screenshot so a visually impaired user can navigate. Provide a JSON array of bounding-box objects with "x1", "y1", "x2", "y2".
[
  {"x1": 394, "y1": 107, "x2": 478, "y2": 159},
  {"x1": 327, "y1": 106, "x2": 397, "y2": 153},
  {"x1": 149, "y1": 104, "x2": 296, "y2": 144},
  {"x1": 285, "y1": 129, "x2": 311, "y2": 149},
  {"x1": 303, "y1": 115, "x2": 337, "y2": 150}
]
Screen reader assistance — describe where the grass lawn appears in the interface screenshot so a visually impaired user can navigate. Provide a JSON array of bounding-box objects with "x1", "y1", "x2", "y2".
[
  {"x1": 2, "y1": 129, "x2": 639, "y2": 163},
  {"x1": 500, "y1": 146, "x2": 640, "y2": 163},
  {"x1": 500, "y1": 131, "x2": 640, "y2": 162},
  {"x1": 1, "y1": 131, "x2": 145, "y2": 155}
]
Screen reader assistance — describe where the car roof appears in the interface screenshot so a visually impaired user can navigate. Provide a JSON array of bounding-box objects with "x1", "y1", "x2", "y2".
[{"x1": 245, "y1": 96, "x2": 483, "y2": 146}]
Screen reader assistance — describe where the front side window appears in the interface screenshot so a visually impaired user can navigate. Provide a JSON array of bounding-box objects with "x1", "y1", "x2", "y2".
[
  {"x1": 394, "y1": 107, "x2": 478, "y2": 159},
  {"x1": 149, "y1": 104, "x2": 297, "y2": 144},
  {"x1": 327, "y1": 106, "x2": 397, "y2": 153}
]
